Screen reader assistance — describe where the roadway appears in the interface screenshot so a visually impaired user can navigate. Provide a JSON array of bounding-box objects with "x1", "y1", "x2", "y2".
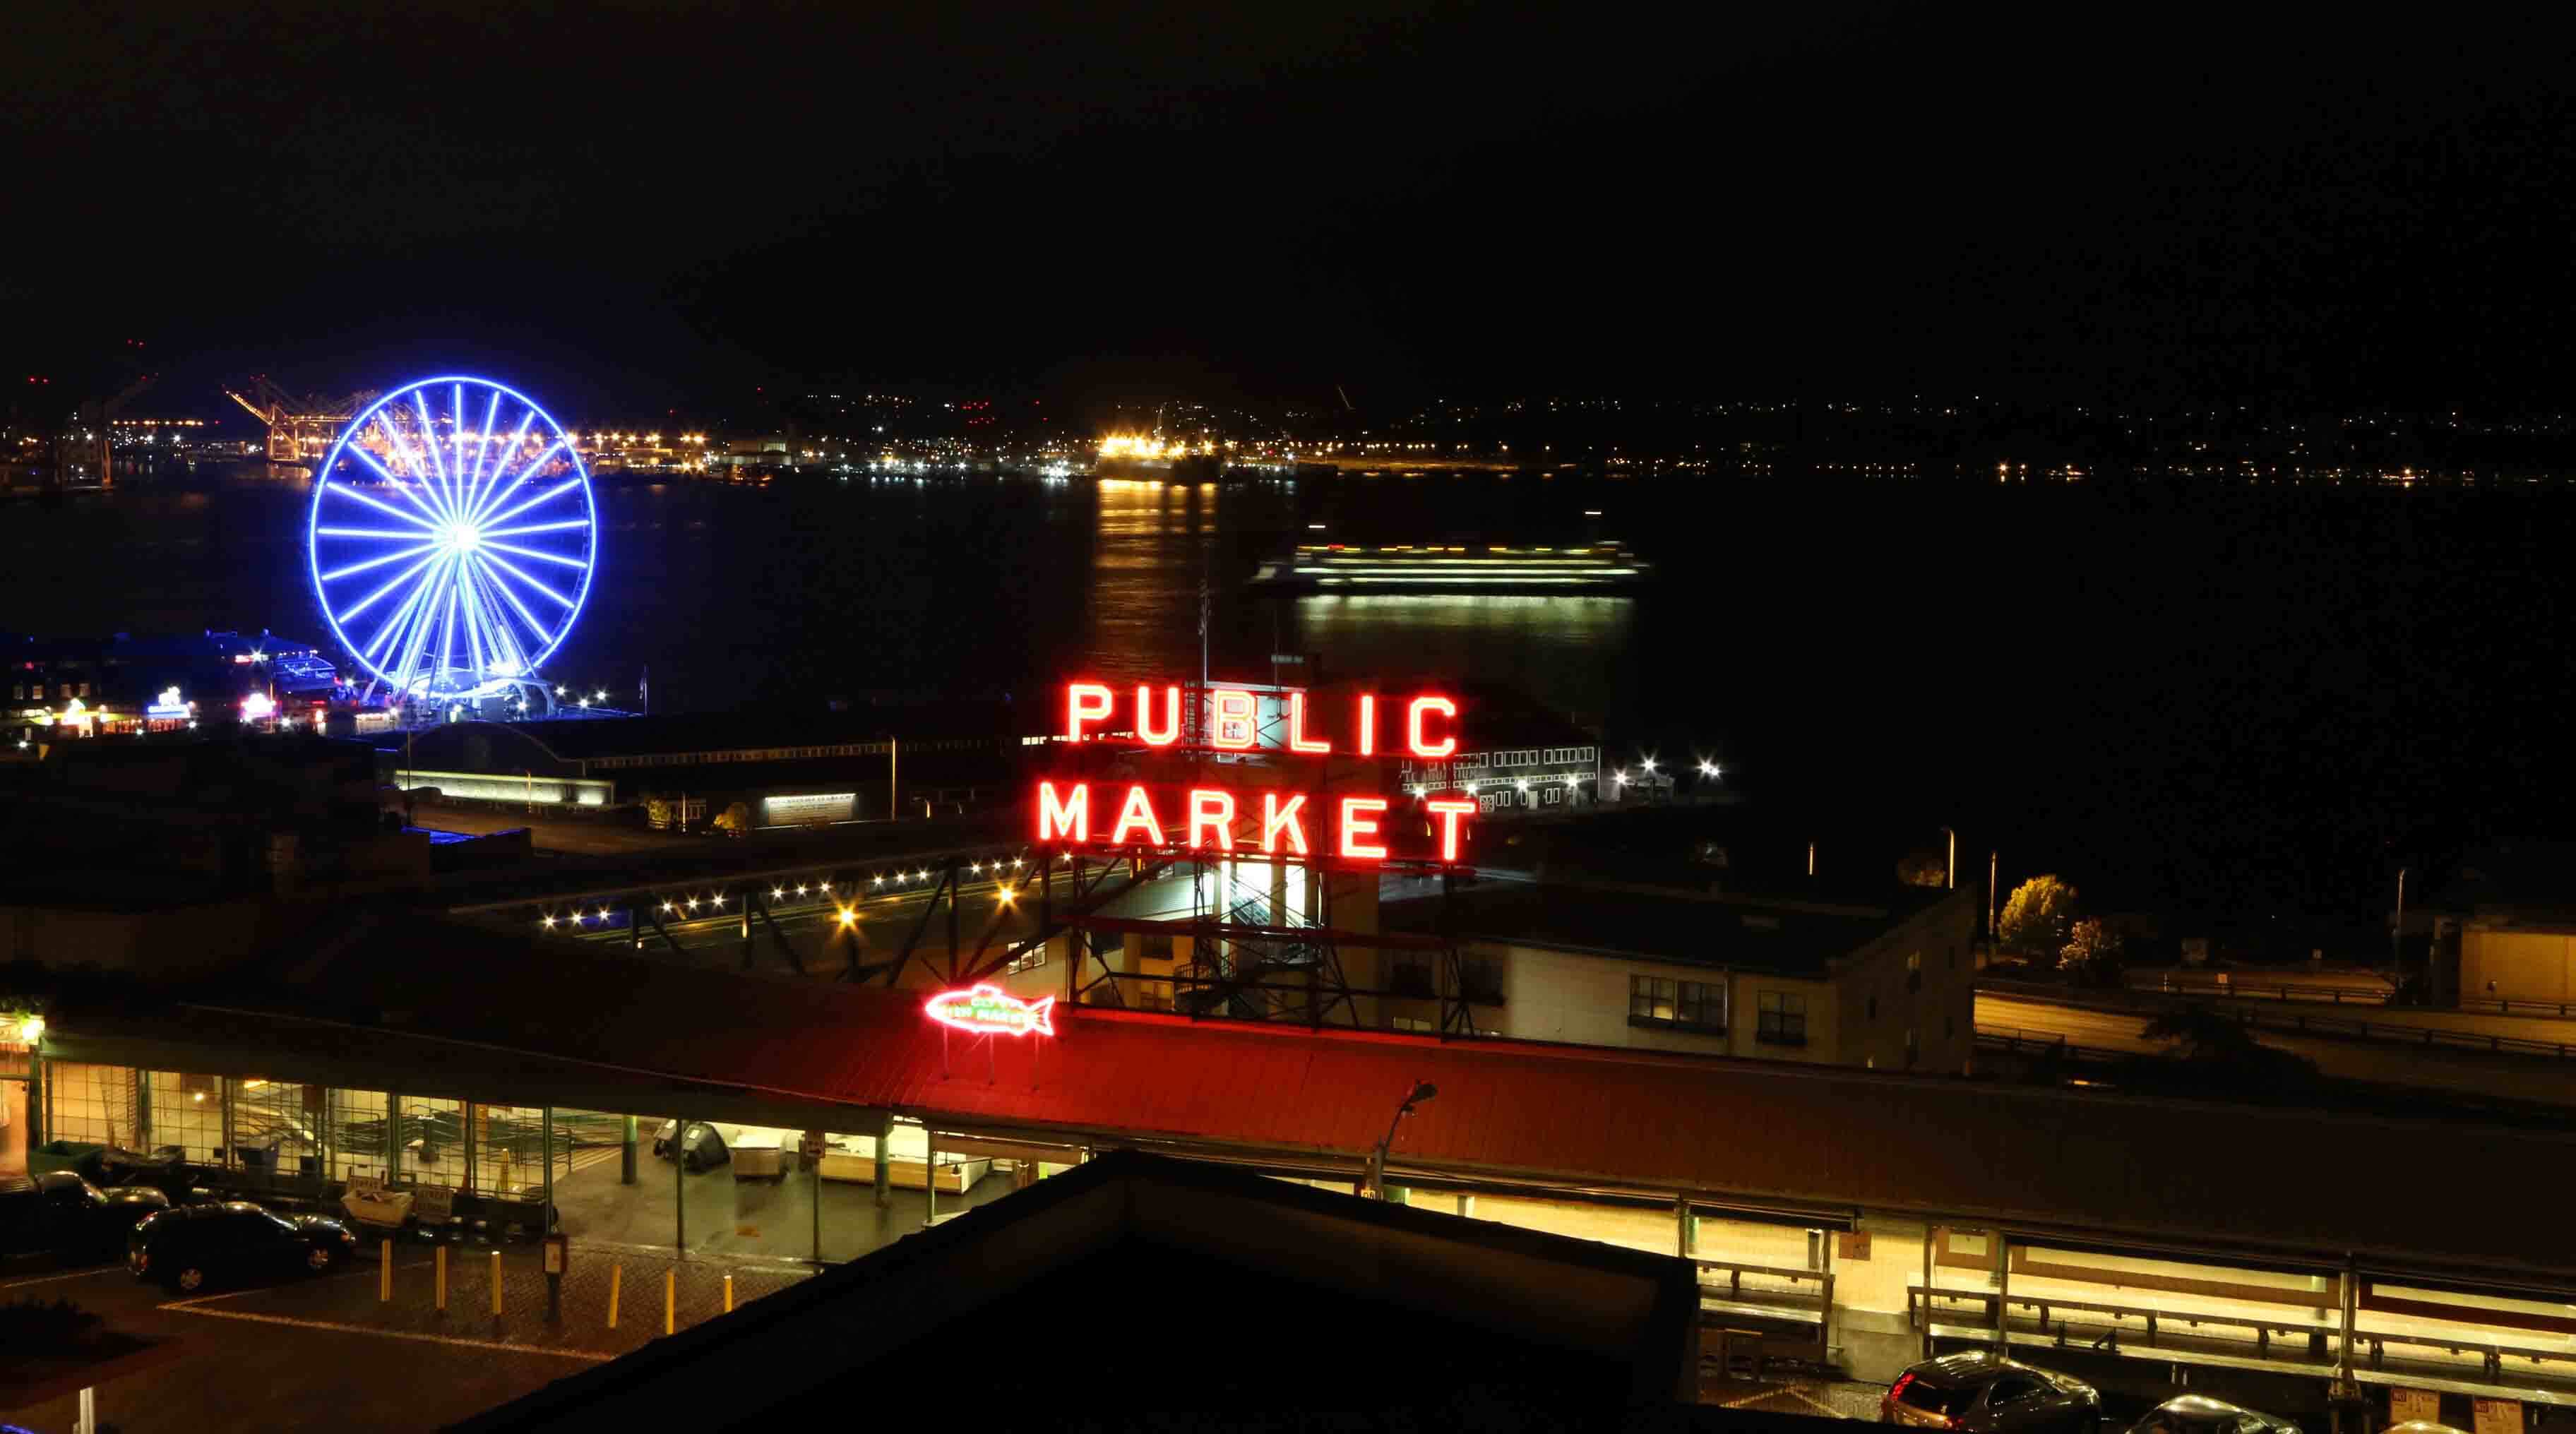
[{"x1": 1978, "y1": 993, "x2": 2576, "y2": 1106}]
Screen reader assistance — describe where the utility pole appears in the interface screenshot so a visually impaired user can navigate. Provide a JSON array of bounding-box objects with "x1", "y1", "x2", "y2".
[
  {"x1": 1988, "y1": 851, "x2": 2000, "y2": 943},
  {"x1": 2391, "y1": 867, "x2": 2407, "y2": 976}
]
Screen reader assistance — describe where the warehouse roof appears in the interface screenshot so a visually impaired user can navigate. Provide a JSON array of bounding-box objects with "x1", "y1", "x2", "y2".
[
  {"x1": 39, "y1": 914, "x2": 2576, "y2": 1279},
  {"x1": 1383, "y1": 880, "x2": 1961, "y2": 977}
]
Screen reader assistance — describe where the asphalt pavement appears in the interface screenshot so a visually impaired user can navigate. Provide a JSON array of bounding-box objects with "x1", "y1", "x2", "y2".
[{"x1": 0, "y1": 1243, "x2": 810, "y2": 1433}]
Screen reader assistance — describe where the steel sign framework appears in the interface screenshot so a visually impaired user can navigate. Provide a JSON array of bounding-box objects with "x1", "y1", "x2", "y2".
[{"x1": 306, "y1": 375, "x2": 598, "y2": 702}]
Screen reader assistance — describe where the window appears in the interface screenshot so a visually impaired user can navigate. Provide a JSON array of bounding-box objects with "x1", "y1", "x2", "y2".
[
  {"x1": 1631, "y1": 976, "x2": 1724, "y2": 1032},
  {"x1": 1390, "y1": 1015, "x2": 1433, "y2": 1033},
  {"x1": 1388, "y1": 954, "x2": 1436, "y2": 999},
  {"x1": 76, "y1": 683, "x2": 89, "y2": 698},
  {"x1": 1756, "y1": 991, "x2": 1807, "y2": 1046},
  {"x1": 1987, "y1": 1375, "x2": 2046, "y2": 1406},
  {"x1": 1631, "y1": 976, "x2": 1676, "y2": 1022},
  {"x1": 1007, "y1": 945, "x2": 1047, "y2": 974},
  {"x1": 1905, "y1": 950, "x2": 1922, "y2": 993},
  {"x1": 1458, "y1": 955, "x2": 1504, "y2": 1005},
  {"x1": 1904, "y1": 1027, "x2": 1919, "y2": 1066}
]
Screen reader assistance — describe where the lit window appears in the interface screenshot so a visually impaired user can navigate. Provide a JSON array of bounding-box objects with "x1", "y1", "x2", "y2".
[
  {"x1": 1630, "y1": 976, "x2": 1723, "y2": 1031},
  {"x1": 1755, "y1": 991, "x2": 1807, "y2": 1046}
]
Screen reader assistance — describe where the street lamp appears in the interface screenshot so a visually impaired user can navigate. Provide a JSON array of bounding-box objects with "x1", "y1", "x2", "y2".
[{"x1": 1365, "y1": 1080, "x2": 1438, "y2": 1200}]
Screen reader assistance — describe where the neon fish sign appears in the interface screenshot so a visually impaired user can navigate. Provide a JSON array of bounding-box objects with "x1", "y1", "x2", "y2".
[{"x1": 925, "y1": 984, "x2": 1058, "y2": 1037}]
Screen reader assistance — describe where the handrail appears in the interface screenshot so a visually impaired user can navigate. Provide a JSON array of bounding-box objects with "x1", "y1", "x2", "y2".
[{"x1": 1979, "y1": 981, "x2": 2576, "y2": 1060}]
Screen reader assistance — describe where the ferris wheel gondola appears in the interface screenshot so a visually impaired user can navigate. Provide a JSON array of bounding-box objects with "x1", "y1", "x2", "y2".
[{"x1": 306, "y1": 376, "x2": 598, "y2": 705}]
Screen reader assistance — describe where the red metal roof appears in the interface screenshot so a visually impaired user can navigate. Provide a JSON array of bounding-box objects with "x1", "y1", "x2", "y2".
[{"x1": 191, "y1": 926, "x2": 2576, "y2": 1276}]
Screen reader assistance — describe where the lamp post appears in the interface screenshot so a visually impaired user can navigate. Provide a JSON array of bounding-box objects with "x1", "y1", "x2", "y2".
[
  {"x1": 2391, "y1": 867, "x2": 2407, "y2": 978},
  {"x1": 1365, "y1": 1081, "x2": 1437, "y2": 1200}
]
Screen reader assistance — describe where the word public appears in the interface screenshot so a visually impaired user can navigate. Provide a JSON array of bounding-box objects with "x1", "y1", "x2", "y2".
[{"x1": 1036, "y1": 681, "x2": 1477, "y2": 864}]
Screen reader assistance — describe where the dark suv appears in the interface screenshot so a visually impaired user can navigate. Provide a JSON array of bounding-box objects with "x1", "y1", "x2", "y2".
[
  {"x1": 126, "y1": 1201, "x2": 357, "y2": 1293},
  {"x1": 0, "y1": 1173, "x2": 170, "y2": 1262},
  {"x1": 1883, "y1": 1352, "x2": 2101, "y2": 1434}
]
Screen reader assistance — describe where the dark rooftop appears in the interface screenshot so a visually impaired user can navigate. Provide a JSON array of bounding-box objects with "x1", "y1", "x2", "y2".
[
  {"x1": 1385, "y1": 878, "x2": 1959, "y2": 977},
  {"x1": 449, "y1": 1148, "x2": 1700, "y2": 1432}
]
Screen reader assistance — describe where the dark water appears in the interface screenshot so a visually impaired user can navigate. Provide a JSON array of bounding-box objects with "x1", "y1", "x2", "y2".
[{"x1": 12, "y1": 460, "x2": 2576, "y2": 926}]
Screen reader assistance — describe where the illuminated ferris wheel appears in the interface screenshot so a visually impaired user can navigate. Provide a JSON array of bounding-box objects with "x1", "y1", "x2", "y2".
[{"x1": 306, "y1": 376, "x2": 598, "y2": 703}]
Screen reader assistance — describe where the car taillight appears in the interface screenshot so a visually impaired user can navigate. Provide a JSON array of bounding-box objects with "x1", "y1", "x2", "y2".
[{"x1": 1890, "y1": 1373, "x2": 1914, "y2": 1405}]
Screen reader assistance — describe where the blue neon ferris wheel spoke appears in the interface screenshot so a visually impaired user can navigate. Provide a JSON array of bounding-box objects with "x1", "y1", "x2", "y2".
[
  {"x1": 476, "y1": 551, "x2": 576, "y2": 608},
  {"x1": 362, "y1": 571, "x2": 430, "y2": 677},
  {"x1": 391, "y1": 554, "x2": 458, "y2": 693},
  {"x1": 438, "y1": 578, "x2": 462, "y2": 691},
  {"x1": 320, "y1": 541, "x2": 441, "y2": 582},
  {"x1": 479, "y1": 539, "x2": 588, "y2": 568},
  {"x1": 472, "y1": 552, "x2": 561, "y2": 649},
  {"x1": 345, "y1": 442, "x2": 450, "y2": 530},
  {"x1": 460, "y1": 558, "x2": 521, "y2": 668},
  {"x1": 458, "y1": 388, "x2": 504, "y2": 525},
  {"x1": 368, "y1": 549, "x2": 454, "y2": 667},
  {"x1": 476, "y1": 558, "x2": 537, "y2": 675},
  {"x1": 371, "y1": 417, "x2": 450, "y2": 527},
  {"x1": 412, "y1": 388, "x2": 457, "y2": 522},
  {"x1": 323, "y1": 477, "x2": 439, "y2": 530},
  {"x1": 458, "y1": 559, "x2": 499, "y2": 681},
  {"x1": 365, "y1": 552, "x2": 448, "y2": 667},
  {"x1": 472, "y1": 407, "x2": 542, "y2": 521},
  {"x1": 479, "y1": 519, "x2": 589, "y2": 539},
  {"x1": 472, "y1": 450, "x2": 571, "y2": 529},
  {"x1": 337, "y1": 550, "x2": 446, "y2": 624}
]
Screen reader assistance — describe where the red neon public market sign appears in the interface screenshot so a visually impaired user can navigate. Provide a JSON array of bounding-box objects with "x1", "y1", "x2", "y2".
[{"x1": 1037, "y1": 681, "x2": 1477, "y2": 864}]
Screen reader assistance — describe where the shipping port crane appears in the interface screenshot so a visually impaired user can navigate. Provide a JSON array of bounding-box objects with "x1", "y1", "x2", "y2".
[
  {"x1": 51, "y1": 369, "x2": 157, "y2": 489},
  {"x1": 223, "y1": 376, "x2": 378, "y2": 465}
]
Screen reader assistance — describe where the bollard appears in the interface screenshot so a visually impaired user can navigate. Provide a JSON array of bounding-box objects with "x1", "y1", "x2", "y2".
[
  {"x1": 664, "y1": 1269, "x2": 676, "y2": 1335},
  {"x1": 491, "y1": 1250, "x2": 503, "y2": 1317},
  {"x1": 723, "y1": 1273, "x2": 734, "y2": 1313},
  {"x1": 607, "y1": 1262, "x2": 621, "y2": 1329},
  {"x1": 380, "y1": 1239, "x2": 393, "y2": 1302}
]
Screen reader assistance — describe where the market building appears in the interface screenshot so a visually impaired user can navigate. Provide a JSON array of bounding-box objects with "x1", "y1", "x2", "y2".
[{"x1": 1380, "y1": 879, "x2": 1979, "y2": 1071}]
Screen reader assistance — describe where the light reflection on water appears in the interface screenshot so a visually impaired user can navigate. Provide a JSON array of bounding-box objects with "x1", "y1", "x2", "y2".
[{"x1": 1285, "y1": 593, "x2": 1633, "y2": 724}]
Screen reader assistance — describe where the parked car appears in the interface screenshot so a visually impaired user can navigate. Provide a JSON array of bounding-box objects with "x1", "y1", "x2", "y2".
[
  {"x1": 126, "y1": 1201, "x2": 358, "y2": 1293},
  {"x1": 2127, "y1": 1395, "x2": 2299, "y2": 1434},
  {"x1": 79, "y1": 1145, "x2": 213, "y2": 1202},
  {"x1": 0, "y1": 1173, "x2": 171, "y2": 1262},
  {"x1": 1883, "y1": 1352, "x2": 2101, "y2": 1434},
  {"x1": 652, "y1": 1120, "x2": 732, "y2": 1173}
]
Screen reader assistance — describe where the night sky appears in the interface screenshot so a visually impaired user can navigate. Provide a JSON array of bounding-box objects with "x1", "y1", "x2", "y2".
[{"x1": 10, "y1": 4, "x2": 2575, "y2": 414}]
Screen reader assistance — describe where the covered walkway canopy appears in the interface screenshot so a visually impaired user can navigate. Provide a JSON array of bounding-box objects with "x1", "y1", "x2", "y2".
[{"x1": 37, "y1": 919, "x2": 2576, "y2": 1281}]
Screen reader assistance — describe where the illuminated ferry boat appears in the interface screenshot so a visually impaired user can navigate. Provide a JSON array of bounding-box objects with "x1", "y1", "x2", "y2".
[{"x1": 1246, "y1": 541, "x2": 1650, "y2": 594}]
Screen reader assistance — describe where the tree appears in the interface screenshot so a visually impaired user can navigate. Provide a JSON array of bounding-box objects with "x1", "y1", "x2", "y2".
[
  {"x1": 2058, "y1": 917, "x2": 2124, "y2": 979},
  {"x1": 1897, "y1": 850, "x2": 1948, "y2": 888},
  {"x1": 1997, "y1": 875, "x2": 2078, "y2": 955}
]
